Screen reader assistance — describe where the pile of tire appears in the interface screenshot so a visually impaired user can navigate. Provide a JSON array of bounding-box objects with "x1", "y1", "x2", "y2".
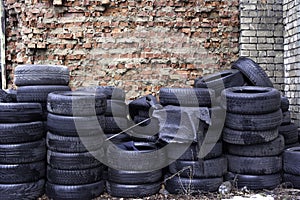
[
  {"x1": 45, "y1": 91, "x2": 107, "y2": 199},
  {"x1": 222, "y1": 86, "x2": 283, "y2": 190},
  {"x1": 14, "y1": 64, "x2": 71, "y2": 121},
  {"x1": 0, "y1": 103, "x2": 45, "y2": 199},
  {"x1": 128, "y1": 94, "x2": 160, "y2": 143},
  {"x1": 106, "y1": 141, "x2": 164, "y2": 198},
  {"x1": 77, "y1": 86, "x2": 128, "y2": 145},
  {"x1": 279, "y1": 96, "x2": 299, "y2": 148},
  {"x1": 283, "y1": 147, "x2": 300, "y2": 188},
  {"x1": 157, "y1": 88, "x2": 225, "y2": 194}
]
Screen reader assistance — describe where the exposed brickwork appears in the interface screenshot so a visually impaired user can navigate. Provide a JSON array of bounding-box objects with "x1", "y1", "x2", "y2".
[
  {"x1": 239, "y1": 0, "x2": 284, "y2": 91},
  {"x1": 5, "y1": 0, "x2": 239, "y2": 98},
  {"x1": 283, "y1": 0, "x2": 300, "y2": 126}
]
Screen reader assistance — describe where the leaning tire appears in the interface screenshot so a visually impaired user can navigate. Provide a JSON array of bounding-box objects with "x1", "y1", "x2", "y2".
[
  {"x1": 283, "y1": 147, "x2": 300, "y2": 175},
  {"x1": 16, "y1": 85, "x2": 71, "y2": 102},
  {"x1": 225, "y1": 110, "x2": 282, "y2": 131},
  {"x1": 14, "y1": 64, "x2": 69, "y2": 86},
  {"x1": 159, "y1": 88, "x2": 215, "y2": 107},
  {"x1": 195, "y1": 69, "x2": 245, "y2": 95},
  {"x1": 0, "y1": 103, "x2": 42, "y2": 123},
  {"x1": 231, "y1": 57, "x2": 273, "y2": 87},
  {"x1": 279, "y1": 123, "x2": 299, "y2": 145},
  {"x1": 281, "y1": 96, "x2": 290, "y2": 112},
  {"x1": 227, "y1": 154, "x2": 282, "y2": 175},
  {"x1": 106, "y1": 181, "x2": 161, "y2": 198},
  {"x1": 47, "y1": 91, "x2": 107, "y2": 116},
  {"x1": 46, "y1": 180, "x2": 104, "y2": 200},
  {"x1": 281, "y1": 111, "x2": 291, "y2": 125},
  {"x1": 221, "y1": 86, "x2": 280, "y2": 114},
  {"x1": 283, "y1": 173, "x2": 300, "y2": 189},
  {"x1": 0, "y1": 179, "x2": 45, "y2": 200}
]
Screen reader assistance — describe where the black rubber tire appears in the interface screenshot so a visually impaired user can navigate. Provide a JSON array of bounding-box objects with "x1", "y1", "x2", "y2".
[
  {"x1": 130, "y1": 132, "x2": 159, "y2": 143},
  {"x1": 47, "y1": 165, "x2": 104, "y2": 185},
  {"x1": 76, "y1": 86, "x2": 125, "y2": 100},
  {"x1": 222, "y1": 127, "x2": 279, "y2": 145},
  {"x1": 279, "y1": 123, "x2": 299, "y2": 145},
  {"x1": 226, "y1": 135, "x2": 284, "y2": 157},
  {"x1": 0, "y1": 139, "x2": 46, "y2": 164},
  {"x1": 47, "y1": 91, "x2": 107, "y2": 116},
  {"x1": 281, "y1": 111, "x2": 291, "y2": 125},
  {"x1": 168, "y1": 157, "x2": 227, "y2": 178},
  {"x1": 47, "y1": 113, "x2": 105, "y2": 136},
  {"x1": 231, "y1": 57, "x2": 273, "y2": 87},
  {"x1": 225, "y1": 172, "x2": 281, "y2": 190},
  {"x1": 283, "y1": 173, "x2": 300, "y2": 189},
  {"x1": 285, "y1": 142, "x2": 300, "y2": 149},
  {"x1": 14, "y1": 64, "x2": 70, "y2": 86},
  {"x1": 46, "y1": 180, "x2": 104, "y2": 200},
  {"x1": 159, "y1": 88, "x2": 215, "y2": 107},
  {"x1": 47, "y1": 150, "x2": 103, "y2": 170},
  {"x1": 104, "y1": 133, "x2": 132, "y2": 145},
  {"x1": 106, "y1": 181, "x2": 161, "y2": 198},
  {"x1": 0, "y1": 161, "x2": 45, "y2": 183},
  {"x1": 46, "y1": 132, "x2": 104, "y2": 153},
  {"x1": 194, "y1": 69, "x2": 245, "y2": 95},
  {"x1": 129, "y1": 116, "x2": 160, "y2": 135},
  {"x1": 0, "y1": 103, "x2": 42, "y2": 123},
  {"x1": 103, "y1": 116, "x2": 128, "y2": 134},
  {"x1": 221, "y1": 86, "x2": 280, "y2": 114},
  {"x1": 16, "y1": 85, "x2": 71, "y2": 102},
  {"x1": 281, "y1": 96, "x2": 290, "y2": 112},
  {"x1": 283, "y1": 147, "x2": 300, "y2": 175},
  {"x1": 0, "y1": 89, "x2": 16, "y2": 103},
  {"x1": 0, "y1": 179, "x2": 45, "y2": 200},
  {"x1": 106, "y1": 142, "x2": 166, "y2": 171},
  {"x1": 0, "y1": 121, "x2": 44, "y2": 144},
  {"x1": 225, "y1": 109, "x2": 282, "y2": 131},
  {"x1": 105, "y1": 100, "x2": 128, "y2": 117},
  {"x1": 227, "y1": 154, "x2": 282, "y2": 175},
  {"x1": 165, "y1": 175, "x2": 223, "y2": 194},
  {"x1": 167, "y1": 141, "x2": 222, "y2": 161},
  {"x1": 108, "y1": 168, "x2": 162, "y2": 184}
]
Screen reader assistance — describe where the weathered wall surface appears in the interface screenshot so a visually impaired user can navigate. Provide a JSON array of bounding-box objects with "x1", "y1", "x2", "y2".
[
  {"x1": 283, "y1": 0, "x2": 300, "y2": 126},
  {"x1": 5, "y1": 0, "x2": 239, "y2": 98},
  {"x1": 239, "y1": 0, "x2": 284, "y2": 91}
]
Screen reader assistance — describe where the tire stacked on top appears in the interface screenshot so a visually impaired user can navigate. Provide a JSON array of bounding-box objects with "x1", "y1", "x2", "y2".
[
  {"x1": 0, "y1": 103, "x2": 45, "y2": 199},
  {"x1": 14, "y1": 64, "x2": 71, "y2": 121},
  {"x1": 158, "y1": 88, "x2": 224, "y2": 194},
  {"x1": 46, "y1": 91, "x2": 107, "y2": 200},
  {"x1": 283, "y1": 147, "x2": 300, "y2": 188},
  {"x1": 279, "y1": 96, "x2": 299, "y2": 148},
  {"x1": 221, "y1": 86, "x2": 283, "y2": 190},
  {"x1": 128, "y1": 94, "x2": 160, "y2": 143}
]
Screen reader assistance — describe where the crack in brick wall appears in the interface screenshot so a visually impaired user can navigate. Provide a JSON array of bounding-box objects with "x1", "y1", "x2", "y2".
[{"x1": 5, "y1": 0, "x2": 239, "y2": 99}]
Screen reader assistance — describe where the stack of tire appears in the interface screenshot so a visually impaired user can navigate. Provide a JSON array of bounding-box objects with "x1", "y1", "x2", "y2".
[
  {"x1": 0, "y1": 103, "x2": 45, "y2": 199},
  {"x1": 283, "y1": 147, "x2": 300, "y2": 188},
  {"x1": 77, "y1": 86, "x2": 129, "y2": 145},
  {"x1": 46, "y1": 91, "x2": 107, "y2": 199},
  {"x1": 106, "y1": 141, "x2": 164, "y2": 198},
  {"x1": 14, "y1": 64, "x2": 71, "y2": 121},
  {"x1": 128, "y1": 94, "x2": 160, "y2": 143},
  {"x1": 157, "y1": 88, "x2": 225, "y2": 194},
  {"x1": 279, "y1": 96, "x2": 299, "y2": 148},
  {"x1": 222, "y1": 86, "x2": 283, "y2": 190}
]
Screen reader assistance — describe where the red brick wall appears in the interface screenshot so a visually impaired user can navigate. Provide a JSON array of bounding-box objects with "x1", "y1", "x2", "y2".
[{"x1": 5, "y1": 0, "x2": 239, "y2": 99}]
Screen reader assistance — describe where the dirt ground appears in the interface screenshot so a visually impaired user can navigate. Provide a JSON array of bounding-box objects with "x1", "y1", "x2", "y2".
[{"x1": 40, "y1": 186, "x2": 300, "y2": 200}]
